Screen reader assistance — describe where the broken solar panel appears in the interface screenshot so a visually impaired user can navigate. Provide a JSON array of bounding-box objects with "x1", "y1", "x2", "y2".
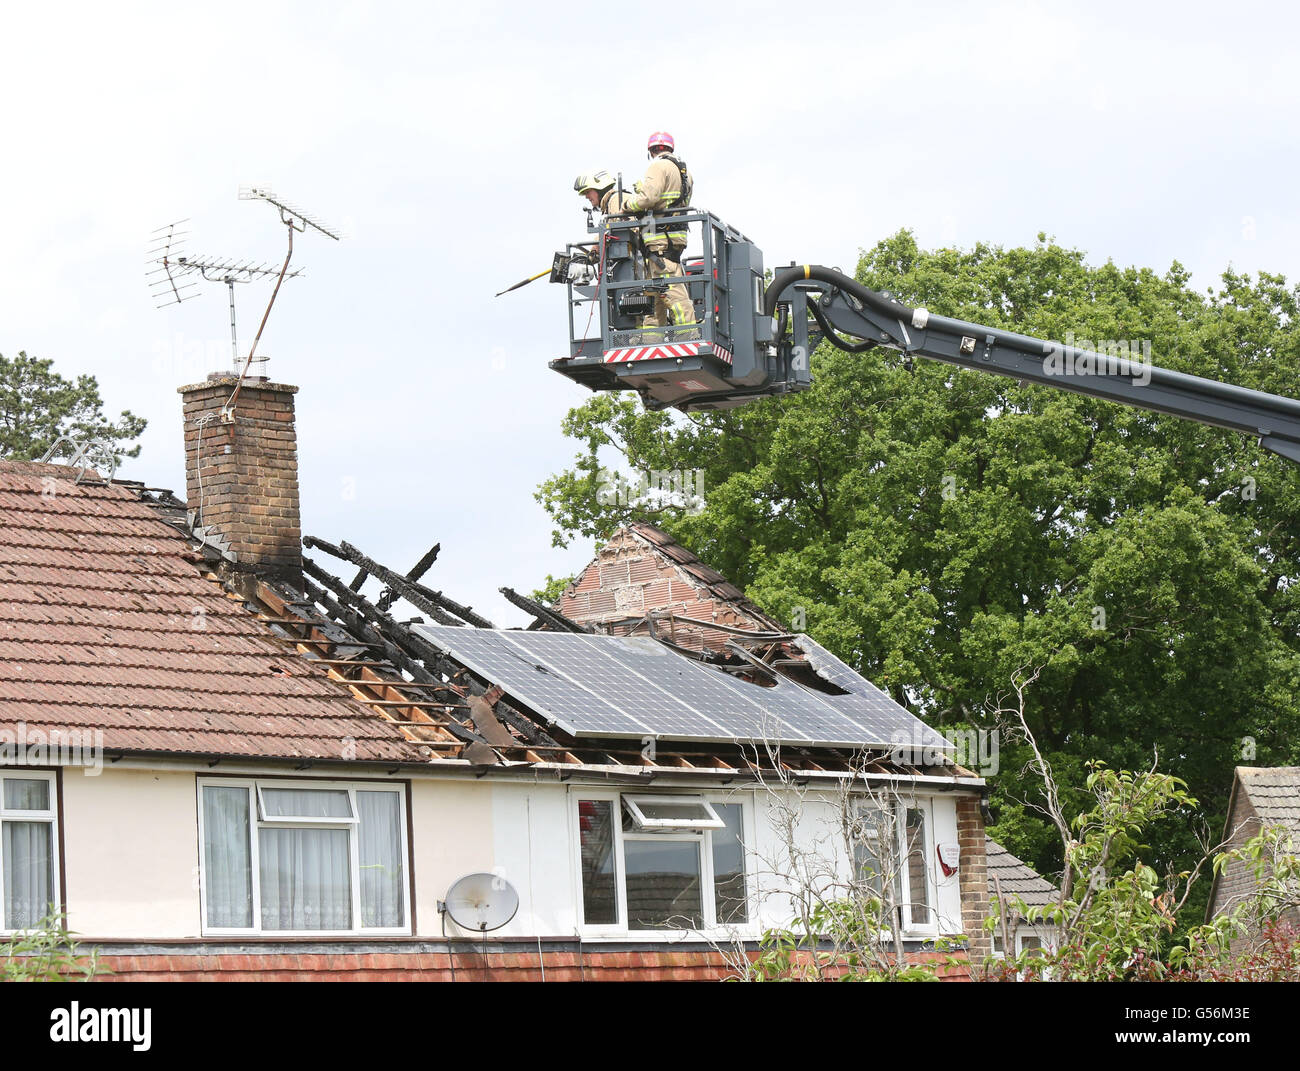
[
  {"x1": 415, "y1": 625, "x2": 951, "y2": 752},
  {"x1": 791, "y1": 634, "x2": 954, "y2": 753}
]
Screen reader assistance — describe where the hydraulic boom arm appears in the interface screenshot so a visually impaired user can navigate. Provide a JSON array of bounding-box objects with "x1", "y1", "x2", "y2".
[{"x1": 765, "y1": 265, "x2": 1300, "y2": 467}]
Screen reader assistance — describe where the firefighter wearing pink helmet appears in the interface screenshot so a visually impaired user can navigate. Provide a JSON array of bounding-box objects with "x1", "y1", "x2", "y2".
[{"x1": 623, "y1": 131, "x2": 695, "y2": 339}]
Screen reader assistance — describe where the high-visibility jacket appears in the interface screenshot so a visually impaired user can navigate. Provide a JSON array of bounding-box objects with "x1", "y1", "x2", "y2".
[
  {"x1": 599, "y1": 189, "x2": 635, "y2": 215},
  {"x1": 624, "y1": 154, "x2": 691, "y2": 246},
  {"x1": 590, "y1": 188, "x2": 638, "y2": 261}
]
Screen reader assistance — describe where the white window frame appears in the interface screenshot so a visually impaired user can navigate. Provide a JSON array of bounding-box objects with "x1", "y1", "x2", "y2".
[
  {"x1": 0, "y1": 770, "x2": 60, "y2": 934},
  {"x1": 197, "y1": 777, "x2": 410, "y2": 938},
  {"x1": 899, "y1": 799, "x2": 938, "y2": 936},
  {"x1": 850, "y1": 795, "x2": 939, "y2": 938},
  {"x1": 623, "y1": 794, "x2": 724, "y2": 830},
  {"x1": 255, "y1": 784, "x2": 359, "y2": 824},
  {"x1": 572, "y1": 790, "x2": 753, "y2": 937}
]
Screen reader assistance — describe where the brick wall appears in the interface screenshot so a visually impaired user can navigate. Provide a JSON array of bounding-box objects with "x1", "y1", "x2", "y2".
[
  {"x1": 558, "y1": 529, "x2": 770, "y2": 652},
  {"x1": 86, "y1": 944, "x2": 972, "y2": 982},
  {"x1": 179, "y1": 376, "x2": 301, "y2": 576},
  {"x1": 1211, "y1": 789, "x2": 1262, "y2": 934},
  {"x1": 956, "y1": 795, "x2": 992, "y2": 961}
]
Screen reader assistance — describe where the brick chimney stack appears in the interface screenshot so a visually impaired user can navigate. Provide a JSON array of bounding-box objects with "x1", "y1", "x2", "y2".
[{"x1": 179, "y1": 375, "x2": 302, "y2": 578}]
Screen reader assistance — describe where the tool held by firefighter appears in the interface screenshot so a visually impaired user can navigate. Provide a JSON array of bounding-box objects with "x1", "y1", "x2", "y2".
[
  {"x1": 546, "y1": 178, "x2": 1300, "y2": 469},
  {"x1": 494, "y1": 267, "x2": 551, "y2": 298}
]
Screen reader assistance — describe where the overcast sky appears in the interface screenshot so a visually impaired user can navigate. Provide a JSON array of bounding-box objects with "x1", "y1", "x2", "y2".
[{"x1": 4, "y1": 0, "x2": 1298, "y2": 626}]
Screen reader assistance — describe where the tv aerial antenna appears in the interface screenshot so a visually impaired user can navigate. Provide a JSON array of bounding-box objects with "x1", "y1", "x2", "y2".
[
  {"x1": 147, "y1": 235, "x2": 304, "y2": 373},
  {"x1": 148, "y1": 187, "x2": 342, "y2": 420},
  {"x1": 146, "y1": 220, "x2": 199, "y2": 308}
]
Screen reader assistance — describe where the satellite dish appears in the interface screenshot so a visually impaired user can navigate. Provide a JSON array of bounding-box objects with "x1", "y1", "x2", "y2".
[{"x1": 442, "y1": 872, "x2": 520, "y2": 932}]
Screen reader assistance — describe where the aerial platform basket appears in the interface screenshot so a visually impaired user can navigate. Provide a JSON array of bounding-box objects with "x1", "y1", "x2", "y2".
[{"x1": 549, "y1": 209, "x2": 812, "y2": 412}]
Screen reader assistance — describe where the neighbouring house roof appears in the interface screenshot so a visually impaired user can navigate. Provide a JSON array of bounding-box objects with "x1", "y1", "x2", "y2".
[
  {"x1": 1234, "y1": 767, "x2": 1300, "y2": 833},
  {"x1": 0, "y1": 461, "x2": 429, "y2": 763},
  {"x1": 1207, "y1": 766, "x2": 1300, "y2": 921},
  {"x1": 986, "y1": 838, "x2": 1057, "y2": 913}
]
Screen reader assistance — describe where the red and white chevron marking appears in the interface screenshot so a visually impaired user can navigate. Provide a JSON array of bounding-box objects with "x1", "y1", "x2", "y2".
[{"x1": 603, "y1": 341, "x2": 734, "y2": 366}]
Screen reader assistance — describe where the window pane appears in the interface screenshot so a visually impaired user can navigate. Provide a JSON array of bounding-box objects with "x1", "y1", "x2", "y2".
[
  {"x1": 3, "y1": 778, "x2": 49, "y2": 811},
  {"x1": 203, "y1": 786, "x2": 253, "y2": 928},
  {"x1": 259, "y1": 827, "x2": 352, "y2": 930},
  {"x1": 358, "y1": 791, "x2": 404, "y2": 928},
  {"x1": 3, "y1": 821, "x2": 53, "y2": 929},
  {"x1": 261, "y1": 788, "x2": 352, "y2": 819},
  {"x1": 851, "y1": 805, "x2": 887, "y2": 898},
  {"x1": 711, "y1": 804, "x2": 747, "y2": 924},
  {"x1": 578, "y1": 800, "x2": 617, "y2": 925},
  {"x1": 905, "y1": 808, "x2": 930, "y2": 926},
  {"x1": 625, "y1": 839, "x2": 703, "y2": 929},
  {"x1": 629, "y1": 799, "x2": 715, "y2": 823}
]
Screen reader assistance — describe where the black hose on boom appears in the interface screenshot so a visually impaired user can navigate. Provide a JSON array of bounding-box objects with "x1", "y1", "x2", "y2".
[
  {"x1": 764, "y1": 264, "x2": 911, "y2": 321},
  {"x1": 806, "y1": 298, "x2": 878, "y2": 353}
]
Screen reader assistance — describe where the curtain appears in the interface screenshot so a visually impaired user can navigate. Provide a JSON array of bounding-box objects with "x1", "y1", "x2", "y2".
[
  {"x1": 202, "y1": 786, "x2": 253, "y2": 928},
  {"x1": 260, "y1": 788, "x2": 351, "y2": 819},
  {"x1": 3, "y1": 778, "x2": 49, "y2": 811},
  {"x1": 3, "y1": 821, "x2": 53, "y2": 929},
  {"x1": 357, "y1": 791, "x2": 403, "y2": 927},
  {"x1": 259, "y1": 826, "x2": 351, "y2": 930}
]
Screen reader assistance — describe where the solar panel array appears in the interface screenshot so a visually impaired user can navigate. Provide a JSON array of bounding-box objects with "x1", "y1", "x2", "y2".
[{"x1": 415, "y1": 626, "x2": 951, "y2": 751}]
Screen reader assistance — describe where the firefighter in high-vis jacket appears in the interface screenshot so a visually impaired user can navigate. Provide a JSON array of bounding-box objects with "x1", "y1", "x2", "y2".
[
  {"x1": 574, "y1": 169, "x2": 633, "y2": 221},
  {"x1": 623, "y1": 132, "x2": 696, "y2": 339}
]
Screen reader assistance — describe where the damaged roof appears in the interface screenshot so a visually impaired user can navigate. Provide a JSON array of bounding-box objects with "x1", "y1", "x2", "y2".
[
  {"x1": 0, "y1": 461, "x2": 428, "y2": 763},
  {"x1": 0, "y1": 459, "x2": 974, "y2": 784},
  {"x1": 557, "y1": 523, "x2": 785, "y2": 652}
]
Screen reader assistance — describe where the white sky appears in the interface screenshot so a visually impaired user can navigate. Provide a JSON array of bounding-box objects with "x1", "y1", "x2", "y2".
[{"x1": 4, "y1": 0, "x2": 1298, "y2": 626}]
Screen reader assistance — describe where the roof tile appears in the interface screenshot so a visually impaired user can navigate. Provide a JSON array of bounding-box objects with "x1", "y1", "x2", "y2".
[{"x1": 0, "y1": 461, "x2": 426, "y2": 764}]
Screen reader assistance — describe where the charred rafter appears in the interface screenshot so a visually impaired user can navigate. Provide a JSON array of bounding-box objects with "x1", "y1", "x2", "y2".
[
  {"x1": 379, "y1": 542, "x2": 440, "y2": 612},
  {"x1": 498, "y1": 586, "x2": 592, "y2": 634},
  {"x1": 304, "y1": 536, "x2": 494, "y2": 628},
  {"x1": 300, "y1": 555, "x2": 558, "y2": 750}
]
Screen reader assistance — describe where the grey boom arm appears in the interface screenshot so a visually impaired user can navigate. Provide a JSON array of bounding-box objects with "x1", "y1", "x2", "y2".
[{"x1": 765, "y1": 265, "x2": 1300, "y2": 467}]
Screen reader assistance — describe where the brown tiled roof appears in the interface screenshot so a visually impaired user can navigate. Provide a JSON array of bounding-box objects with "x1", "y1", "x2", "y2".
[
  {"x1": 986, "y1": 838, "x2": 1058, "y2": 913},
  {"x1": 1236, "y1": 767, "x2": 1300, "y2": 833},
  {"x1": 0, "y1": 461, "x2": 425, "y2": 763}
]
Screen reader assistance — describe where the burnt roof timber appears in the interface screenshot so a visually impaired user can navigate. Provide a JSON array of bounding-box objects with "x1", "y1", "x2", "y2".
[
  {"x1": 298, "y1": 567, "x2": 491, "y2": 750},
  {"x1": 300, "y1": 559, "x2": 559, "y2": 751},
  {"x1": 498, "y1": 585, "x2": 592, "y2": 633},
  {"x1": 305, "y1": 536, "x2": 494, "y2": 628},
  {"x1": 379, "y1": 542, "x2": 441, "y2": 613}
]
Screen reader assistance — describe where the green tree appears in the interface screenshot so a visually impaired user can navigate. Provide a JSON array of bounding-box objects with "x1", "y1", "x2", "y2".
[
  {"x1": 0, "y1": 351, "x2": 146, "y2": 463},
  {"x1": 536, "y1": 232, "x2": 1300, "y2": 910}
]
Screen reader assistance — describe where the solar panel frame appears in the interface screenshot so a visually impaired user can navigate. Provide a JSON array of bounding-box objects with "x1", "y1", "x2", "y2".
[
  {"x1": 414, "y1": 624, "x2": 952, "y2": 752},
  {"x1": 499, "y1": 631, "x2": 743, "y2": 740}
]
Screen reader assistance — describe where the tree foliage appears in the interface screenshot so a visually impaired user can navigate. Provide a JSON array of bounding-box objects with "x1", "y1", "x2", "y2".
[
  {"x1": 536, "y1": 232, "x2": 1300, "y2": 901},
  {"x1": 0, "y1": 351, "x2": 146, "y2": 463}
]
